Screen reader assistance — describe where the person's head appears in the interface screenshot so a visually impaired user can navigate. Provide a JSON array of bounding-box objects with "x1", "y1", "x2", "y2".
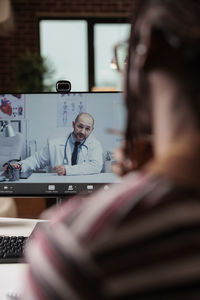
[
  {"x1": 124, "y1": 0, "x2": 200, "y2": 165},
  {"x1": 72, "y1": 113, "x2": 94, "y2": 142}
]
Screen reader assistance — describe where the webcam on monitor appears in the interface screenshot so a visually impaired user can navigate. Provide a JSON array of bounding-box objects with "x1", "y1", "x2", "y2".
[{"x1": 56, "y1": 80, "x2": 71, "y2": 93}]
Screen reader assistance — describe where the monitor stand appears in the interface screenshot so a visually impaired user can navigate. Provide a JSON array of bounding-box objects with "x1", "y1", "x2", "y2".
[{"x1": 56, "y1": 197, "x2": 64, "y2": 206}]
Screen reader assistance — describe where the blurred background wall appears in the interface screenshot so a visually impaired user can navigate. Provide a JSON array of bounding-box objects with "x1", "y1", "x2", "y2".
[{"x1": 0, "y1": 0, "x2": 134, "y2": 93}]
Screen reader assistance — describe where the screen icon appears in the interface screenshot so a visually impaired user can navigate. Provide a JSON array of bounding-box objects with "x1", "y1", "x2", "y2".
[
  {"x1": 67, "y1": 185, "x2": 74, "y2": 191},
  {"x1": 104, "y1": 185, "x2": 110, "y2": 191},
  {"x1": 87, "y1": 185, "x2": 94, "y2": 190},
  {"x1": 48, "y1": 185, "x2": 55, "y2": 191}
]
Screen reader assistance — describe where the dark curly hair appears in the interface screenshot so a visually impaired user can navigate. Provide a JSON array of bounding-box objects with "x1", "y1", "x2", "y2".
[{"x1": 124, "y1": 0, "x2": 200, "y2": 168}]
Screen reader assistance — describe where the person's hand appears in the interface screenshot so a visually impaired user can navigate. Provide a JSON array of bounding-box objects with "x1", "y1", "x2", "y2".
[
  {"x1": 3, "y1": 164, "x2": 8, "y2": 172},
  {"x1": 112, "y1": 138, "x2": 153, "y2": 176},
  {"x1": 53, "y1": 165, "x2": 66, "y2": 176},
  {"x1": 4, "y1": 163, "x2": 21, "y2": 172},
  {"x1": 112, "y1": 143, "x2": 136, "y2": 176}
]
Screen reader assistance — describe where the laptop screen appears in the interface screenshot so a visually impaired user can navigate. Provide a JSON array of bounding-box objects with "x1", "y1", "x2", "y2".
[{"x1": 0, "y1": 92, "x2": 126, "y2": 197}]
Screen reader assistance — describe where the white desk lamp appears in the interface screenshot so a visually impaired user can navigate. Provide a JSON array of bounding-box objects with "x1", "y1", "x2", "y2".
[
  {"x1": 0, "y1": 120, "x2": 16, "y2": 137},
  {"x1": 0, "y1": 121, "x2": 24, "y2": 171}
]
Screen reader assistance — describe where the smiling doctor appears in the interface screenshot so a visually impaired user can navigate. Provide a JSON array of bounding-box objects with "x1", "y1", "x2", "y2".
[{"x1": 21, "y1": 113, "x2": 103, "y2": 175}]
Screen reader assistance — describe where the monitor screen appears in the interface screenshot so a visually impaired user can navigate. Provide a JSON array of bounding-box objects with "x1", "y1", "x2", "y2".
[{"x1": 0, "y1": 92, "x2": 126, "y2": 197}]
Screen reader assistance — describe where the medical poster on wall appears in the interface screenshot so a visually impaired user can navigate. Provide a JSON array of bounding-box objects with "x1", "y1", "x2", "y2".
[
  {"x1": 57, "y1": 93, "x2": 87, "y2": 127},
  {"x1": 0, "y1": 94, "x2": 25, "y2": 120}
]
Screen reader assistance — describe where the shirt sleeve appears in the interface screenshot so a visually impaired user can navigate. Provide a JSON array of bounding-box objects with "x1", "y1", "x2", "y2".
[
  {"x1": 22, "y1": 197, "x2": 105, "y2": 300},
  {"x1": 20, "y1": 145, "x2": 50, "y2": 172},
  {"x1": 65, "y1": 139, "x2": 103, "y2": 175}
]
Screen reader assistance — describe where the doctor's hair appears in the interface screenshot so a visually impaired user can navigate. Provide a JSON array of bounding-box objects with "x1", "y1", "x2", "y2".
[{"x1": 74, "y1": 113, "x2": 94, "y2": 126}]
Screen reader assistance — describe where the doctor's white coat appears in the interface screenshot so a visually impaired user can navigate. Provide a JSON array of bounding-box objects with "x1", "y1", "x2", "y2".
[{"x1": 21, "y1": 133, "x2": 103, "y2": 175}]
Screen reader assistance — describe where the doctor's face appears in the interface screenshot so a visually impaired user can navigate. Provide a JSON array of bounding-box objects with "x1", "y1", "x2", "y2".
[{"x1": 72, "y1": 114, "x2": 94, "y2": 142}]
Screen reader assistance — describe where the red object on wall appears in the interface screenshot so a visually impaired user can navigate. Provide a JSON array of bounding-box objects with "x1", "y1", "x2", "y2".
[{"x1": 0, "y1": 98, "x2": 12, "y2": 116}]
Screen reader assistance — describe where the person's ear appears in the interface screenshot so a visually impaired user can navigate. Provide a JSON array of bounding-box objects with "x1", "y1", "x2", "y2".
[{"x1": 72, "y1": 121, "x2": 75, "y2": 129}]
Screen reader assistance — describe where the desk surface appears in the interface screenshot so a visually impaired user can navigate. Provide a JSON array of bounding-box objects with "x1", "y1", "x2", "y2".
[
  {"x1": 1, "y1": 172, "x2": 120, "y2": 183},
  {"x1": 20, "y1": 172, "x2": 120, "y2": 183},
  {"x1": 0, "y1": 217, "x2": 45, "y2": 299},
  {"x1": 0, "y1": 217, "x2": 40, "y2": 236}
]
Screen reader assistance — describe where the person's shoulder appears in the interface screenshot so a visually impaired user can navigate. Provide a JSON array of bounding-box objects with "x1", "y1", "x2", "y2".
[
  {"x1": 48, "y1": 132, "x2": 71, "y2": 145},
  {"x1": 48, "y1": 172, "x2": 155, "y2": 237},
  {"x1": 85, "y1": 134, "x2": 101, "y2": 147},
  {"x1": 42, "y1": 172, "x2": 174, "y2": 232}
]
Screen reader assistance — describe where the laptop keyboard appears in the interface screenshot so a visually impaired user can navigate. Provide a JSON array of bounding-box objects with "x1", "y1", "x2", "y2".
[{"x1": 0, "y1": 235, "x2": 28, "y2": 263}]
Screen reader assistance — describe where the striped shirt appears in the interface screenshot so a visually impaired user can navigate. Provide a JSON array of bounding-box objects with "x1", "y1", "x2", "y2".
[{"x1": 22, "y1": 139, "x2": 200, "y2": 300}]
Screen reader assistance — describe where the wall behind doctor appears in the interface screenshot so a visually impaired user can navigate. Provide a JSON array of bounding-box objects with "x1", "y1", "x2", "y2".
[{"x1": 20, "y1": 93, "x2": 125, "y2": 159}]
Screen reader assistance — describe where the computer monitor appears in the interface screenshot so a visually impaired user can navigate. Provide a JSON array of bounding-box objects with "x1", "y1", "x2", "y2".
[{"x1": 0, "y1": 92, "x2": 126, "y2": 197}]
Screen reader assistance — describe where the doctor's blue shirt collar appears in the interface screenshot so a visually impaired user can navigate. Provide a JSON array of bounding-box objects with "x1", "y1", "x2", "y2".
[{"x1": 70, "y1": 132, "x2": 86, "y2": 147}]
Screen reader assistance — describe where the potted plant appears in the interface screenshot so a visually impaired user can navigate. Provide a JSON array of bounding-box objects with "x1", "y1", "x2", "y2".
[{"x1": 14, "y1": 51, "x2": 54, "y2": 92}]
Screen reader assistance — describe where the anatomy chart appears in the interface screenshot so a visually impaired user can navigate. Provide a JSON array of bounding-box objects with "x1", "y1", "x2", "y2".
[
  {"x1": 57, "y1": 93, "x2": 87, "y2": 127},
  {"x1": 0, "y1": 94, "x2": 25, "y2": 119}
]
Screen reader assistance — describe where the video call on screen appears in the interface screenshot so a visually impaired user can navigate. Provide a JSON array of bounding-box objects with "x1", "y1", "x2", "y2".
[{"x1": 0, "y1": 92, "x2": 126, "y2": 196}]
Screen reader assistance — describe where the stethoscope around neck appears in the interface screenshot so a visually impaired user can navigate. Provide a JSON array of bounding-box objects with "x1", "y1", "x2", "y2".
[{"x1": 63, "y1": 132, "x2": 87, "y2": 165}]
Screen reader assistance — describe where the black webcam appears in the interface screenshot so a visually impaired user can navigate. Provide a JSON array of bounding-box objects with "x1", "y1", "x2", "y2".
[{"x1": 56, "y1": 80, "x2": 71, "y2": 93}]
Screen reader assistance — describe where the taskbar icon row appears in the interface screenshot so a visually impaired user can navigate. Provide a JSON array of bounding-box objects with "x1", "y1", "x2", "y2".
[
  {"x1": 0, "y1": 183, "x2": 111, "y2": 196},
  {"x1": 46, "y1": 183, "x2": 110, "y2": 194}
]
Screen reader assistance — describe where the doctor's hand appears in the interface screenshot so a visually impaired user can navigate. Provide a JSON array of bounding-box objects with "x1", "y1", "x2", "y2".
[
  {"x1": 4, "y1": 163, "x2": 21, "y2": 172},
  {"x1": 53, "y1": 165, "x2": 66, "y2": 176}
]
